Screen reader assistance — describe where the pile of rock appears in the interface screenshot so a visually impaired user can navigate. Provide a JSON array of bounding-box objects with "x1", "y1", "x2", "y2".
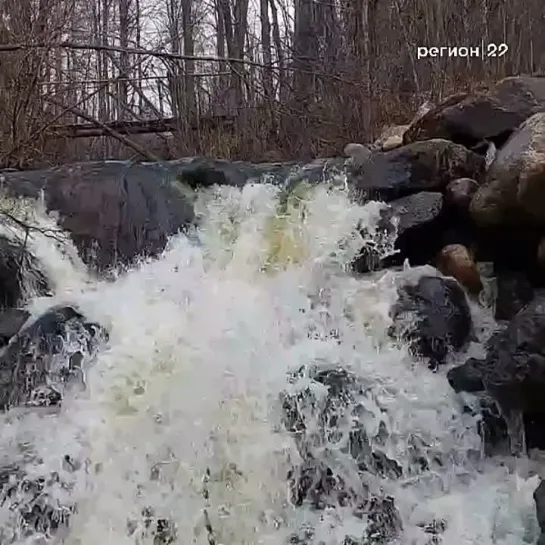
[{"x1": 346, "y1": 76, "x2": 545, "y2": 543}]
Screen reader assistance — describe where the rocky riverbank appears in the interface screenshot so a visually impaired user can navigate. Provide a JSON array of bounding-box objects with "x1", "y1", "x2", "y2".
[{"x1": 1, "y1": 74, "x2": 545, "y2": 543}]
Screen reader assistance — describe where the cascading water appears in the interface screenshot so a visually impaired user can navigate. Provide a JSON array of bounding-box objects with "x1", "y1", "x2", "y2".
[{"x1": 0, "y1": 179, "x2": 540, "y2": 545}]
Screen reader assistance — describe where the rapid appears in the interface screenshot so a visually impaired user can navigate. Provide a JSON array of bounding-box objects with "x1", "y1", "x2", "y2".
[{"x1": 0, "y1": 178, "x2": 540, "y2": 545}]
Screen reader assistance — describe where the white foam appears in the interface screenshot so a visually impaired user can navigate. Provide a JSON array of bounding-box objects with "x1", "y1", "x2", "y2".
[{"x1": 0, "y1": 183, "x2": 539, "y2": 545}]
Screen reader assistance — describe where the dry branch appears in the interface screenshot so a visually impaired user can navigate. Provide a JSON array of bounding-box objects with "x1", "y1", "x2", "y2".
[
  {"x1": 0, "y1": 41, "x2": 271, "y2": 70},
  {"x1": 0, "y1": 42, "x2": 362, "y2": 85}
]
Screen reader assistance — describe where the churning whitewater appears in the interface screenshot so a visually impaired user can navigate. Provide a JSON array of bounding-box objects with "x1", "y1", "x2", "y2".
[{"x1": 0, "y1": 180, "x2": 540, "y2": 545}]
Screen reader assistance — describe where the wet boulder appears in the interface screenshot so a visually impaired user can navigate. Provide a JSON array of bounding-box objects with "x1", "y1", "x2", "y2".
[
  {"x1": 349, "y1": 139, "x2": 485, "y2": 203},
  {"x1": 444, "y1": 178, "x2": 480, "y2": 212},
  {"x1": 389, "y1": 274, "x2": 473, "y2": 367},
  {"x1": 436, "y1": 244, "x2": 483, "y2": 296},
  {"x1": 447, "y1": 292, "x2": 545, "y2": 413},
  {"x1": 404, "y1": 76, "x2": 545, "y2": 149},
  {"x1": 0, "y1": 309, "x2": 30, "y2": 348},
  {"x1": 471, "y1": 112, "x2": 545, "y2": 227},
  {"x1": 494, "y1": 270, "x2": 534, "y2": 321},
  {"x1": 353, "y1": 192, "x2": 446, "y2": 273},
  {"x1": 534, "y1": 479, "x2": 545, "y2": 545},
  {"x1": 0, "y1": 234, "x2": 49, "y2": 309},
  {"x1": 467, "y1": 394, "x2": 509, "y2": 456},
  {"x1": 0, "y1": 463, "x2": 74, "y2": 542},
  {"x1": 1, "y1": 162, "x2": 196, "y2": 272},
  {"x1": 0, "y1": 305, "x2": 108, "y2": 411},
  {"x1": 447, "y1": 292, "x2": 545, "y2": 450}
]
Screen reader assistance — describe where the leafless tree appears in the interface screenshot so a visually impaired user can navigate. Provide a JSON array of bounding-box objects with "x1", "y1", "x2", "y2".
[{"x1": 1, "y1": 0, "x2": 544, "y2": 166}]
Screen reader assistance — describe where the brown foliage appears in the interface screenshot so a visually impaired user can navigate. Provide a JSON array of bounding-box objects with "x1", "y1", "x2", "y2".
[{"x1": 0, "y1": 0, "x2": 542, "y2": 167}]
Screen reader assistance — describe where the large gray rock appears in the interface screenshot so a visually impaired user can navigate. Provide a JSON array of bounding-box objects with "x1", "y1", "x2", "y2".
[
  {"x1": 350, "y1": 139, "x2": 485, "y2": 203},
  {"x1": 389, "y1": 274, "x2": 473, "y2": 368},
  {"x1": 404, "y1": 76, "x2": 545, "y2": 149},
  {"x1": 1, "y1": 162, "x2": 196, "y2": 271},
  {"x1": 470, "y1": 112, "x2": 545, "y2": 227}
]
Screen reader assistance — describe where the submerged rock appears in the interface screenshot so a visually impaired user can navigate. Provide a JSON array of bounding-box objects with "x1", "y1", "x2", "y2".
[
  {"x1": 0, "y1": 305, "x2": 108, "y2": 411},
  {"x1": 0, "y1": 463, "x2": 73, "y2": 542},
  {"x1": 281, "y1": 365, "x2": 403, "y2": 544},
  {"x1": 403, "y1": 76, "x2": 545, "y2": 148},
  {"x1": 389, "y1": 274, "x2": 473, "y2": 367},
  {"x1": 350, "y1": 139, "x2": 485, "y2": 203}
]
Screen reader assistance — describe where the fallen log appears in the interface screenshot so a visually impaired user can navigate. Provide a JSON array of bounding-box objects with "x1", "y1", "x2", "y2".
[{"x1": 48, "y1": 115, "x2": 235, "y2": 138}]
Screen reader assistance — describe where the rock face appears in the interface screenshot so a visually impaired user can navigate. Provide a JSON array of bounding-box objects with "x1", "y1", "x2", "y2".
[
  {"x1": 0, "y1": 234, "x2": 49, "y2": 308},
  {"x1": 404, "y1": 76, "x2": 545, "y2": 148},
  {"x1": 389, "y1": 274, "x2": 473, "y2": 367},
  {"x1": 436, "y1": 244, "x2": 483, "y2": 295},
  {"x1": 470, "y1": 112, "x2": 545, "y2": 227},
  {"x1": 0, "y1": 305, "x2": 108, "y2": 411},
  {"x1": 350, "y1": 139, "x2": 485, "y2": 203}
]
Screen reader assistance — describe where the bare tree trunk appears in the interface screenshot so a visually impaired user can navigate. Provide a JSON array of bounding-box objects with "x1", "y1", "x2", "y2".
[
  {"x1": 269, "y1": 0, "x2": 287, "y2": 103},
  {"x1": 260, "y1": 0, "x2": 273, "y2": 101},
  {"x1": 118, "y1": 0, "x2": 130, "y2": 120},
  {"x1": 181, "y1": 0, "x2": 196, "y2": 118}
]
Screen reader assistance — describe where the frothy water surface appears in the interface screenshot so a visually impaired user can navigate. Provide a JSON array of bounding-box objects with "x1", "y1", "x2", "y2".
[{"x1": 0, "y1": 183, "x2": 540, "y2": 545}]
